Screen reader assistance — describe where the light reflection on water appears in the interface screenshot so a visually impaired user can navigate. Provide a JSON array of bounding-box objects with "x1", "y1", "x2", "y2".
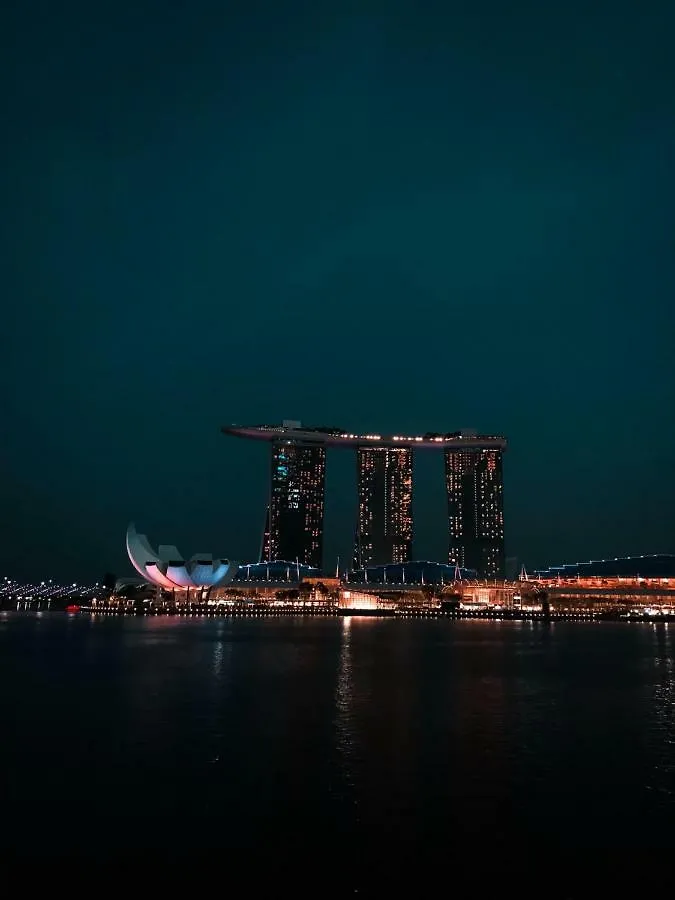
[
  {"x1": 334, "y1": 615, "x2": 358, "y2": 799},
  {"x1": 646, "y1": 624, "x2": 674, "y2": 797},
  {"x1": 0, "y1": 612, "x2": 673, "y2": 857}
]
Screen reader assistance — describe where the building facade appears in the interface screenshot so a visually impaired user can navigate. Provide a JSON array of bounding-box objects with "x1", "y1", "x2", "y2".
[
  {"x1": 263, "y1": 440, "x2": 326, "y2": 568},
  {"x1": 353, "y1": 447, "x2": 413, "y2": 568},
  {"x1": 444, "y1": 448, "x2": 505, "y2": 578}
]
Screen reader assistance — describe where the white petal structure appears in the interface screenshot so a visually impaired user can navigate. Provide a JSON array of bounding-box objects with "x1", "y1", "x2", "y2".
[{"x1": 126, "y1": 523, "x2": 239, "y2": 589}]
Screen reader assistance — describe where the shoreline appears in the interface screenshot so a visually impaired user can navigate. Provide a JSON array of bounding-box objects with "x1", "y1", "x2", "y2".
[{"x1": 61, "y1": 606, "x2": 675, "y2": 623}]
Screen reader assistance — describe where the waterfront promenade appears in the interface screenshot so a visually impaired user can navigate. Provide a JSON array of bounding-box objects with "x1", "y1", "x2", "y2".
[
  {"x1": 6, "y1": 574, "x2": 675, "y2": 622},
  {"x1": 80, "y1": 602, "x2": 675, "y2": 623}
]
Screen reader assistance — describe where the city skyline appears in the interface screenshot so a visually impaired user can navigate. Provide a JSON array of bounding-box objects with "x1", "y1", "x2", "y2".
[{"x1": 3, "y1": 2, "x2": 674, "y2": 582}]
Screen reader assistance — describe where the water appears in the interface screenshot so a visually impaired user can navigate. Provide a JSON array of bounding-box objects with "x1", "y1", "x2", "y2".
[{"x1": 1, "y1": 612, "x2": 673, "y2": 867}]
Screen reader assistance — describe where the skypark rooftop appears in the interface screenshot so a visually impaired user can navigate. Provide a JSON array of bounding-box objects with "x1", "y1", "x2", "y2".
[{"x1": 222, "y1": 422, "x2": 507, "y2": 451}]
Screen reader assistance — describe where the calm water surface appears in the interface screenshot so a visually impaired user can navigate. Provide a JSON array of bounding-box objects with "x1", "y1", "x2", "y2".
[{"x1": 1, "y1": 612, "x2": 673, "y2": 863}]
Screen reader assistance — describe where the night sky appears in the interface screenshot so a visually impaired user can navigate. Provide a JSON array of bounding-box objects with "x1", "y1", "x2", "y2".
[{"x1": 3, "y1": 0, "x2": 674, "y2": 583}]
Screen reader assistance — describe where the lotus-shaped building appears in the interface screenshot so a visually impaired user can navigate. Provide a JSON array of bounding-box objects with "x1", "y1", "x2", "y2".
[{"x1": 126, "y1": 523, "x2": 239, "y2": 590}]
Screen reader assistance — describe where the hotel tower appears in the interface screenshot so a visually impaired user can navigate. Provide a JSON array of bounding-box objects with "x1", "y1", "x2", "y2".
[{"x1": 223, "y1": 421, "x2": 506, "y2": 577}]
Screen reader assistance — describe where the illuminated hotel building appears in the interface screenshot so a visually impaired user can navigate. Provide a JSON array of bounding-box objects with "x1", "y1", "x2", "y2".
[
  {"x1": 444, "y1": 447, "x2": 505, "y2": 578},
  {"x1": 353, "y1": 447, "x2": 413, "y2": 568},
  {"x1": 263, "y1": 440, "x2": 326, "y2": 568},
  {"x1": 222, "y1": 422, "x2": 506, "y2": 574}
]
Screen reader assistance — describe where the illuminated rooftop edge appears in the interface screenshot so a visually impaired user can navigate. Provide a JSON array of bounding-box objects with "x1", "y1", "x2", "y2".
[{"x1": 222, "y1": 424, "x2": 507, "y2": 450}]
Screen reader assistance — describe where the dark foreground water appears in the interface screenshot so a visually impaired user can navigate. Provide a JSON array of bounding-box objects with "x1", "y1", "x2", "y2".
[{"x1": 1, "y1": 612, "x2": 673, "y2": 869}]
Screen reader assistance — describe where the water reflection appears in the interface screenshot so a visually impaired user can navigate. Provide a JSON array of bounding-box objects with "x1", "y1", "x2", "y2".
[
  {"x1": 212, "y1": 621, "x2": 230, "y2": 677},
  {"x1": 335, "y1": 615, "x2": 357, "y2": 792},
  {"x1": 645, "y1": 624, "x2": 674, "y2": 800},
  {"x1": 1, "y1": 613, "x2": 674, "y2": 852}
]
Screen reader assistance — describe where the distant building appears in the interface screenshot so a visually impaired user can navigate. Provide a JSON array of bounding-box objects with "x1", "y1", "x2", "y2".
[
  {"x1": 505, "y1": 556, "x2": 520, "y2": 581},
  {"x1": 353, "y1": 447, "x2": 413, "y2": 568},
  {"x1": 534, "y1": 554, "x2": 675, "y2": 579},
  {"x1": 444, "y1": 447, "x2": 505, "y2": 578}
]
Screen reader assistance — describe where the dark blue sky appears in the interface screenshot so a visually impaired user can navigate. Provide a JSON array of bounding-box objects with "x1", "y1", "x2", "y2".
[{"x1": 2, "y1": 0, "x2": 674, "y2": 582}]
